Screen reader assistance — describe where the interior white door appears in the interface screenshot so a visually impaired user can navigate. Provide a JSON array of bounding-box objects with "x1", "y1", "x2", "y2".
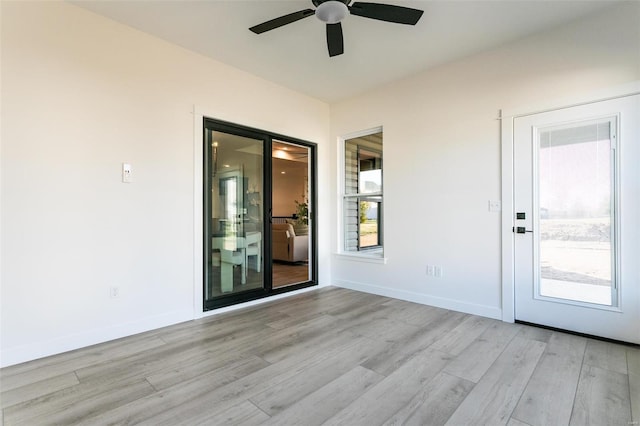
[{"x1": 514, "y1": 94, "x2": 640, "y2": 343}]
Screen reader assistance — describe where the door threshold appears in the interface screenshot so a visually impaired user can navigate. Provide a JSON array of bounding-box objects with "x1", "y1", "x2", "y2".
[{"x1": 515, "y1": 320, "x2": 640, "y2": 348}]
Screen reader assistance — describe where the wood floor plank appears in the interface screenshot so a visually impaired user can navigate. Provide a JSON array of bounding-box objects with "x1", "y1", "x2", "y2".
[
  {"x1": 0, "y1": 372, "x2": 79, "y2": 409},
  {"x1": 377, "y1": 298, "x2": 451, "y2": 327},
  {"x1": 510, "y1": 332, "x2": 587, "y2": 426},
  {"x1": 382, "y1": 372, "x2": 474, "y2": 426},
  {"x1": 630, "y1": 371, "x2": 640, "y2": 424},
  {"x1": 507, "y1": 418, "x2": 533, "y2": 426},
  {"x1": 268, "y1": 287, "x2": 375, "y2": 321},
  {"x1": 146, "y1": 355, "x2": 270, "y2": 391},
  {"x1": 74, "y1": 340, "x2": 214, "y2": 384},
  {"x1": 323, "y1": 349, "x2": 451, "y2": 425},
  {"x1": 0, "y1": 335, "x2": 166, "y2": 392},
  {"x1": 156, "y1": 306, "x2": 287, "y2": 348},
  {"x1": 430, "y1": 315, "x2": 494, "y2": 356},
  {"x1": 76, "y1": 355, "x2": 271, "y2": 425},
  {"x1": 253, "y1": 320, "x2": 351, "y2": 364},
  {"x1": 583, "y1": 338, "x2": 628, "y2": 374},
  {"x1": 109, "y1": 333, "x2": 364, "y2": 425},
  {"x1": 628, "y1": 347, "x2": 640, "y2": 422},
  {"x1": 262, "y1": 366, "x2": 384, "y2": 425},
  {"x1": 569, "y1": 364, "x2": 632, "y2": 425},
  {"x1": 343, "y1": 316, "x2": 424, "y2": 344},
  {"x1": 444, "y1": 336, "x2": 546, "y2": 426},
  {"x1": 199, "y1": 400, "x2": 270, "y2": 426},
  {"x1": 515, "y1": 325, "x2": 552, "y2": 343},
  {"x1": 362, "y1": 310, "x2": 467, "y2": 376},
  {"x1": 443, "y1": 321, "x2": 521, "y2": 383},
  {"x1": 324, "y1": 292, "x2": 393, "y2": 319},
  {"x1": 266, "y1": 288, "x2": 370, "y2": 327},
  {"x1": 3, "y1": 378, "x2": 155, "y2": 425},
  {"x1": 249, "y1": 337, "x2": 389, "y2": 416}
]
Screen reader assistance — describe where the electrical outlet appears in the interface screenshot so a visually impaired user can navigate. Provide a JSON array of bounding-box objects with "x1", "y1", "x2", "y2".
[
  {"x1": 109, "y1": 286, "x2": 120, "y2": 298},
  {"x1": 426, "y1": 265, "x2": 434, "y2": 276},
  {"x1": 488, "y1": 200, "x2": 501, "y2": 212}
]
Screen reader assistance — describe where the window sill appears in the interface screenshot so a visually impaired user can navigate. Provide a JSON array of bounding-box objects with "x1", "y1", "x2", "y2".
[{"x1": 333, "y1": 251, "x2": 387, "y2": 264}]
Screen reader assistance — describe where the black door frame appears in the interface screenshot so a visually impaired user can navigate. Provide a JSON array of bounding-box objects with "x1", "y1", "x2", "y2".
[{"x1": 203, "y1": 117, "x2": 318, "y2": 311}]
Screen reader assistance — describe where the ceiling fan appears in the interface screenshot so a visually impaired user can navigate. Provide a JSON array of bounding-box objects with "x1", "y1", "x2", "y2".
[{"x1": 249, "y1": 1, "x2": 424, "y2": 57}]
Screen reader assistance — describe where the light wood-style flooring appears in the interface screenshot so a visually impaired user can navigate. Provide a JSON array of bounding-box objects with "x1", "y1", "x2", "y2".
[
  {"x1": 1, "y1": 287, "x2": 638, "y2": 425},
  {"x1": 273, "y1": 262, "x2": 309, "y2": 288}
]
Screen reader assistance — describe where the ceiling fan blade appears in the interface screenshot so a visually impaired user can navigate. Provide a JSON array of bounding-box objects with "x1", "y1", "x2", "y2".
[
  {"x1": 349, "y1": 2, "x2": 423, "y2": 25},
  {"x1": 249, "y1": 9, "x2": 315, "y2": 34},
  {"x1": 326, "y1": 23, "x2": 344, "y2": 57}
]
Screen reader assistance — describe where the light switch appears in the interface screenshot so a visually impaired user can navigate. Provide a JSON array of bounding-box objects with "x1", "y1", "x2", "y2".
[{"x1": 122, "y1": 163, "x2": 132, "y2": 183}]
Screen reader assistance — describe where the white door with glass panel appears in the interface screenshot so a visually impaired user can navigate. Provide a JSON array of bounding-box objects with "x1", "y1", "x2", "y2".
[{"x1": 514, "y1": 95, "x2": 639, "y2": 343}]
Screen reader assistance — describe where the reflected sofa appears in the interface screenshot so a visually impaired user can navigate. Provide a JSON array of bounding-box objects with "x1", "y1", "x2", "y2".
[{"x1": 272, "y1": 223, "x2": 308, "y2": 263}]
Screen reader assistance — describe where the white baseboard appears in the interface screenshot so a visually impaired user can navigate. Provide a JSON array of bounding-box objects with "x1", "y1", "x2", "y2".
[
  {"x1": 0, "y1": 309, "x2": 193, "y2": 368},
  {"x1": 333, "y1": 280, "x2": 502, "y2": 320}
]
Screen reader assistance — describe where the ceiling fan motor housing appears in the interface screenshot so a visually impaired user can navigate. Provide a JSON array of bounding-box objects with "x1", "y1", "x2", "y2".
[{"x1": 314, "y1": 0, "x2": 350, "y2": 24}]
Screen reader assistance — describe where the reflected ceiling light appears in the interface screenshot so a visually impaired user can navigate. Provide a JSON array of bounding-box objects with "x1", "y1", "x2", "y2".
[
  {"x1": 211, "y1": 141, "x2": 218, "y2": 177},
  {"x1": 223, "y1": 164, "x2": 230, "y2": 168},
  {"x1": 274, "y1": 150, "x2": 288, "y2": 159},
  {"x1": 281, "y1": 171, "x2": 286, "y2": 174}
]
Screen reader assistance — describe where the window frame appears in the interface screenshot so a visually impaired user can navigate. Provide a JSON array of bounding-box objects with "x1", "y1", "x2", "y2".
[{"x1": 339, "y1": 127, "x2": 384, "y2": 258}]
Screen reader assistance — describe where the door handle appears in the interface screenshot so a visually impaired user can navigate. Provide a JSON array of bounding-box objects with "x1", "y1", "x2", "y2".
[{"x1": 513, "y1": 226, "x2": 533, "y2": 234}]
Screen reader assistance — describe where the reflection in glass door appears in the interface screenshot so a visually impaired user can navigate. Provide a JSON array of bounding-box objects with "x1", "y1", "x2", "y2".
[
  {"x1": 204, "y1": 128, "x2": 265, "y2": 304},
  {"x1": 271, "y1": 141, "x2": 312, "y2": 289}
]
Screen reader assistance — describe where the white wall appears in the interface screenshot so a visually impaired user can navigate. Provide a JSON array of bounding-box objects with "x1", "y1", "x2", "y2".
[
  {"x1": 330, "y1": 2, "x2": 640, "y2": 319},
  {"x1": 0, "y1": 1, "x2": 330, "y2": 367}
]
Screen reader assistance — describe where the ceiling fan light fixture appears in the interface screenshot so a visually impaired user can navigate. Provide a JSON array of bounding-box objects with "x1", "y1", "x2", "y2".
[{"x1": 315, "y1": 1, "x2": 348, "y2": 24}]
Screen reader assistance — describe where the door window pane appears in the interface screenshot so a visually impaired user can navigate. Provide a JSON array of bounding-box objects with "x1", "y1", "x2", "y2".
[
  {"x1": 538, "y1": 121, "x2": 615, "y2": 305},
  {"x1": 205, "y1": 130, "x2": 264, "y2": 300}
]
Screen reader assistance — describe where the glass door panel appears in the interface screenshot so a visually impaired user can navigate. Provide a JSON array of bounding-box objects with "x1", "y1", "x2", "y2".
[
  {"x1": 204, "y1": 129, "x2": 264, "y2": 302},
  {"x1": 271, "y1": 140, "x2": 312, "y2": 288},
  {"x1": 537, "y1": 121, "x2": 615, "y2": 306}
]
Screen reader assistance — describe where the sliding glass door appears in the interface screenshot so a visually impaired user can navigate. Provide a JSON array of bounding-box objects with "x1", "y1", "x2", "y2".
[{"x1": 203, "y1": 119, "x2": 317, "y2": 310}]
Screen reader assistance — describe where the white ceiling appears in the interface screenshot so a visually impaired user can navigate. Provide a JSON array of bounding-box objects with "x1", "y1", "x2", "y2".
[{"x1": 71, "y1": 0, "x2": 620, "y2": 103}]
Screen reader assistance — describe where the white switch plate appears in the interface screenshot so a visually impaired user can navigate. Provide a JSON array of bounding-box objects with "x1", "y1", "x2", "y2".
[
  {"x1": 489, "y1": 200, "x2": 501, "y2": 212},
  {"x1": 122, "y1": 163, "x2": 132, "y2": 183},
  {"x1": 434, "y1": 266, "x2": 443, "y2": 277}
]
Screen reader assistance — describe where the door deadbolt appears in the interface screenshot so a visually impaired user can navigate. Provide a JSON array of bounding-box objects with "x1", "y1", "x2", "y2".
[{"x1": 514, "y1": 226, "x2": 533, "y2": 234}]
